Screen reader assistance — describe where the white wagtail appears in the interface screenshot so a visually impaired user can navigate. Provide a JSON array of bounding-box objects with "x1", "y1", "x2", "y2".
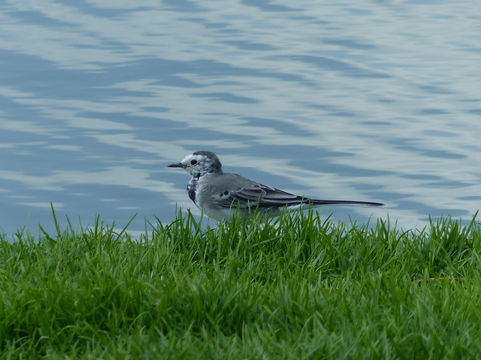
[{"x1": 168, "y1": 151, "x2": 383, "y2": 220}]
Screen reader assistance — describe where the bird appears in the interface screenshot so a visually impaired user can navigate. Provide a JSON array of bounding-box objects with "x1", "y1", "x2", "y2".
[{"x1": 168, "y1": 150, "x2": 383, "y2": 221}]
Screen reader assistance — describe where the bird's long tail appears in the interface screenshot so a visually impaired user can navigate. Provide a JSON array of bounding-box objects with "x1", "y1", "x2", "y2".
[{"x1": 310, "y1": 199, "x2": 384, "y2": 207}]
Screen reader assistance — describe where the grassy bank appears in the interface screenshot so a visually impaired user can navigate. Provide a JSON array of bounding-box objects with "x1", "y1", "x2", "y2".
[{"x1": 1, "y1": 211, "x2": 481, "y2": 359}]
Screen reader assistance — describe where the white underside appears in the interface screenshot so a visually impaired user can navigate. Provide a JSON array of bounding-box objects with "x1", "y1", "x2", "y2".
[{"x1": 199, "y1": 203, "x2": 313, "y2": 221}]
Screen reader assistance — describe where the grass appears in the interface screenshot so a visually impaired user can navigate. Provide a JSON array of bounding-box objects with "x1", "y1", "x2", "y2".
[{"x1": 1, "y1": 209, "x2": 481, "y2": 359}]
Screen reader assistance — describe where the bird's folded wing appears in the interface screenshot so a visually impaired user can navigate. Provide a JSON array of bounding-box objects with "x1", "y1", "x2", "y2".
[{"x1": 213, "y1": 184, "x2": 309, "y2": 209}]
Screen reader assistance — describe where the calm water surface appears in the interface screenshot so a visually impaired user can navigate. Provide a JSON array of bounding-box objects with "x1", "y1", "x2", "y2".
[{"x1": 1, "y1": 1, "x2": 480, "y2": 235}]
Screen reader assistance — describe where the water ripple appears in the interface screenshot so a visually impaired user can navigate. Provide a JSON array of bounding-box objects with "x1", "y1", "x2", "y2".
[{"x1": 0, "y1": 0, "x2": 480, "y2": 232}]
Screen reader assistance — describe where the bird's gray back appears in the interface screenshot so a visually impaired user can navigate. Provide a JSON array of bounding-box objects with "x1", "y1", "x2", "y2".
[{"x1": 197, "y1": 172, "x2": 256, "y2": 195}]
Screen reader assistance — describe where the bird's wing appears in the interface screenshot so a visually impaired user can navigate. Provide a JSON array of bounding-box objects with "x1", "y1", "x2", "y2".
[
  {"x1": 212, "y1": 182, "x2": 309, "y2": 209},
  {"x1": 208, "y1": 173, "x2": 384, "y2": 209}
]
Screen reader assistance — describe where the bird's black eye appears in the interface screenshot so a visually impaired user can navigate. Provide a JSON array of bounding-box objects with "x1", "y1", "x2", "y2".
[{"x1": 190, "y1": 159, "x2": 197, "y2": 165}]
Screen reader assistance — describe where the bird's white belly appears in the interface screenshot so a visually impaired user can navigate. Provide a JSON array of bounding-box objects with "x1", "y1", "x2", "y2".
[
  {"x1": 194, "y1": 191, "x2": 227, "y2": 220},
  {"x1": 203, "y1": 206, "x2": 236, "y2": 221}
]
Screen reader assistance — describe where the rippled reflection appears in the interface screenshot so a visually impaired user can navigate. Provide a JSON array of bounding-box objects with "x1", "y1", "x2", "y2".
[{"x1": 1, "y1": 0, "x2": 480, "y2": 234}]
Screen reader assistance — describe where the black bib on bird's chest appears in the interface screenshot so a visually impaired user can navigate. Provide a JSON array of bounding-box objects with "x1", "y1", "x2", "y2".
[{"x1": 186, "y1": 175, "x2": 199, "y2": 204}]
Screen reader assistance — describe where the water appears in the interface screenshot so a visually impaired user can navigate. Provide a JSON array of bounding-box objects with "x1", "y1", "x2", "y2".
[{"x1": 1, "y1": 0, "x2": 480, "y2": 235}]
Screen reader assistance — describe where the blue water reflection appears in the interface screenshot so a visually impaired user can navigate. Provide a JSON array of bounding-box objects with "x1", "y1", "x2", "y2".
[{"x1": 1, "y1": 0, "x2": 480, "y2": 235}]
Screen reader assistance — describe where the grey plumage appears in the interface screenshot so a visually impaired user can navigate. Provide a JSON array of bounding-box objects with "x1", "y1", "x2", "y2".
[{"x1": 168, "y1": 151, "x2": 383, "y2": 220}]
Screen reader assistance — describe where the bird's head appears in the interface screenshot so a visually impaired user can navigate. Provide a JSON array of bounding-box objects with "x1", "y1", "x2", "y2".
[{"x1": 168, "y1": 151, "x2": 223, "y2": 177}]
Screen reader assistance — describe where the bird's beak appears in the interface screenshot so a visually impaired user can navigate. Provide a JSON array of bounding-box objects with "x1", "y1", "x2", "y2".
[{"x1": 168, "y1": 162, "x2": 184, "y2": 168}]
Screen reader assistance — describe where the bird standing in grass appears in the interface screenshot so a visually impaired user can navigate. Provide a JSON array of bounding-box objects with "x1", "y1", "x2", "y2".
[{"x1": 168, "y1": 151, "x2": 383, "y2": 220}]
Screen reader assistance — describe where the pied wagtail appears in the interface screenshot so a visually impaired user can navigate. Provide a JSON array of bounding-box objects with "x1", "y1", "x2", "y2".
[{"x1": 168, "y1": 151, "x2": 383, "y2": 220}]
